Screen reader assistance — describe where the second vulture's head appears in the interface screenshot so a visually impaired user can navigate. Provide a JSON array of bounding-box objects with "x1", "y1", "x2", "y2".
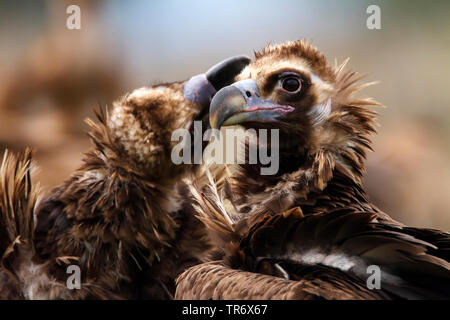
[{"x1": 209, "y1": 40, "x2": 380, "y2": 191}]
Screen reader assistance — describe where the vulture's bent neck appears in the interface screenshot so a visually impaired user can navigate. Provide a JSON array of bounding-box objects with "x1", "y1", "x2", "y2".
[
  {"x1": 234, "y1": 150, "x2": 376, "y2": 216},
  {"x1": 296, "y1": 171, "x2": 376, "y2": 215}
]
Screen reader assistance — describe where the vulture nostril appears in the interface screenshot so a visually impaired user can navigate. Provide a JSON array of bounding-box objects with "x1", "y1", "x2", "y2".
[{"x1": 245, "y1": 90, "x2": 252, "y2": 98}]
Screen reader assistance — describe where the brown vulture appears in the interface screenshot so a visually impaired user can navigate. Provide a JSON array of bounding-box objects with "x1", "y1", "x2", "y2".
[
  {"x1": 0, "y1": 55, "x2": 250, "y2": 299},
  {"x1": 175, "y1": 40, "x2": 450, "y2": 300}
]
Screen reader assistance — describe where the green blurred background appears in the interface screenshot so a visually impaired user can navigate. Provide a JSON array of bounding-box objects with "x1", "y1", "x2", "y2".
[{"x1": 1, "y1": 0, "x2": 449, "y2": 228}]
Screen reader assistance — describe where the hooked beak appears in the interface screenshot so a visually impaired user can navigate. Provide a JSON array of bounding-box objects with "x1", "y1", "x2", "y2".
[
  {"x1": 183, "y1": 55, "x2": 251, "y2": 107},
  {"x1": 209, "y1": 79, "x2": 295, "y2": 130}
]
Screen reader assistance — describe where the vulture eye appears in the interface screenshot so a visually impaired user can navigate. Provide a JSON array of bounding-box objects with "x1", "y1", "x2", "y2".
[{"x1": 281, "y1": 77, "x2": 301, "y2": 93}]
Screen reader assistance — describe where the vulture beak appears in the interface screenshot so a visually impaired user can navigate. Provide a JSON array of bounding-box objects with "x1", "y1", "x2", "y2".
[
  {"x1": 209, "y1": 79, "x2": 295, "y2": 130},
  {"x1": 205, "y1": 55, "x2": 252, "y2": 90},
  {"x1": 184, "y1": 55, "x2": 251, "y2": 107}
]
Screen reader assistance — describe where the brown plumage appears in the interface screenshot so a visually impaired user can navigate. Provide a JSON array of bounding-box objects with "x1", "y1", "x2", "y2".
[
  {"x1": 176, "y1": 40, "x2": 450, "y2": 300},
  {"x1": 0, "y1": 56, "x2": 250, "y2": 299}
]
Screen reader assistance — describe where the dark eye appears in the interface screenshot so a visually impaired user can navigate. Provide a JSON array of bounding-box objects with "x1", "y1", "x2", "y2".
[{"x1": 281, "y1": 77, "x2": 301, "y2": 93}]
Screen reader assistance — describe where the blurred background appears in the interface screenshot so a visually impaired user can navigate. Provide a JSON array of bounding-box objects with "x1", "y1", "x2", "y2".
[{"x1": 1, "y1": 0, "x2": 449, "y2": 229}]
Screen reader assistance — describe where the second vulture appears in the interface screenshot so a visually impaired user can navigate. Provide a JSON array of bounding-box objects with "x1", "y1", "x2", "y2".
[{"x1": 176, "y1": 40, "x2": 450, "y2": 300}]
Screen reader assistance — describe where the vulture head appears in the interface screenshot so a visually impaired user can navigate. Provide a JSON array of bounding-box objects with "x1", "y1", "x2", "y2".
[
  {"x1": 99, "y1": 56, "x2": 250, "y2": 181},
  {"x1": 209, "y1": 40, "x2": 379, "y2": 195}
]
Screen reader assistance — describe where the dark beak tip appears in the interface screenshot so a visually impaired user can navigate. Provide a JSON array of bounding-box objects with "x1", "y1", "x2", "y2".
[{"x1": 205, "y1": 55, "x2": 251, "y2": 90}]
